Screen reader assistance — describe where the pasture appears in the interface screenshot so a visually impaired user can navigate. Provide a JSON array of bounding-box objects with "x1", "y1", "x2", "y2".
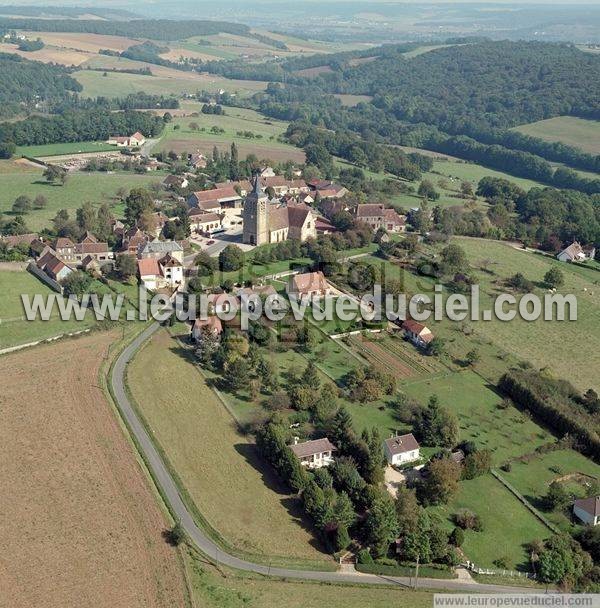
[
  {"x1": 157, "y1": 107, "x2": 305, "y2": 162},
  {"x1": 127, "y1": 329, "x2": 333, "y2": 568},
  {"x1": 402, "y1": 370, "x2": 552, "y2": 465},
  {"x1": 0, "y1": 330, "x2": 186, "y2": 607},
  {"x1": 512, "y1": 116, "x2": 600, "y2": 156},
  {"x1": 431, "y1": 474, "x2": 551, "y2": 570},
  {"x1": 16, "y1": 141, "x2": 118, "y2": 158},
  {"x1": 0, "y1": 162, "x2": 163, "y2": 230}
]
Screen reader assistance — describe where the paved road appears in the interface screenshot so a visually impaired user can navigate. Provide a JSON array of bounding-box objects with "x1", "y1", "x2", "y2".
[{"x1": 110, "y1": 323, "x2": 548, "y2": 594}]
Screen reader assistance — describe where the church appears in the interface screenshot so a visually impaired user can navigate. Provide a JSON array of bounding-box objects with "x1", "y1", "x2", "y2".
[{"x1": 242, "y1": 176, "x2": 317, "y2": 246}]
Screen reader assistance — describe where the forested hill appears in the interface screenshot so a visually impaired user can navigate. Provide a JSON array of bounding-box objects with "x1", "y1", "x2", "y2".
[
  {"x1": 0, "y1": 53, "x2": 82, "y2": 118},
  {"x1": 309, "y1": 41, "x2": 600, "y2": 130},
  {"x1": 0, "y1": 18, "x2": 250, "y2": 40}
]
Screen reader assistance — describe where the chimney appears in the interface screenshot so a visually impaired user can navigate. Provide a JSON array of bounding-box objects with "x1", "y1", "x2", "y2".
[{"x1": 293, "y1": 436, "x2": 300, "y2": 445}]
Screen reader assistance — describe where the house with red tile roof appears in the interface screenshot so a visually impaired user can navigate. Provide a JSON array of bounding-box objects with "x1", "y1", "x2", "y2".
[
  {"x1": 356, "y1": 203, "x2": 406, "y2": 233},
  {"x1": 287, "y1": 271, "x2": 331, "y2": 300},
  {"x1": 401, "y1": 319, "x2": 434, "y2": 348}
]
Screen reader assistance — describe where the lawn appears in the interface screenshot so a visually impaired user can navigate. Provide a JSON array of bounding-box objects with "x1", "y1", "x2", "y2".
[
  {"x1": 127, "y1": 329, "x2": 333, "y2": 568},
  {"x1": 501, "y1": 449, "x2": 600, "y2": 529},
  {"x1": 402, "y1": 370, "x2": 552, "y2": 465},
  {"x1": 431, "y1": 473, "x2": 551, "y2": 570},
  {"x1": 512, "y1": 116, "x2": 600, "y2": 156},
  {"x1": 16, "y1": 141, "x2": 118, "y2": 158},
  {"x1": 157, "y1": 107, "x2": 305, "y2": 163},
  {"x1": 0, "y1": 268, "x2": 98, "y2": 349},
  {"x1": 0, "y1": 162, "x2": 164, "y2": 231}
]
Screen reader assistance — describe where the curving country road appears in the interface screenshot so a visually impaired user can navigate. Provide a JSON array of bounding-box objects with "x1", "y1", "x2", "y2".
[{"x1": 110, "y1": 322, "x2": 547, "y2": 594}]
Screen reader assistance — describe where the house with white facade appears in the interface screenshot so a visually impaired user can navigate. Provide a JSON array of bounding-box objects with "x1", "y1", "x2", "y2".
[
  {"x1": 401, "y1": 319, "x2": 434, "y2": 348},
  {"x1": 573, "y1": 496, "x2": 600, "y2": 526},
  {"x1": 384, "y1": 433, "x2": 421, "y2": 466},
  {"x1": 137, "y1": 255, "x2": 183, "y2": 291},
  {"x1": 286, "y1": 271, "x2": 331, "y2": 301},
  {"x1": 557, "y1": 241, "x2": 596, "y2": 263},
  {"x1": 289, "y1": 438, "x2": 337, "y2": 469}
]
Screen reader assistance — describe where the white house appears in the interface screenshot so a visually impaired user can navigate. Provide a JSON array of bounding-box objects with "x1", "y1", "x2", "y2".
[
  {"x1": 557, "y1": 241, "x2": 596, "y2": 263},
  {"x1": 137, "y1": 255, "x2": 183, "y2": 291},
  {"x1": 107, "y1": 131, "x2": 146, "y2": 147},
  {"x1": 573, "y1": 496, "x2": 600, "y2": 526},
  {"x1": 289, "y1": 438, "x2": 337, "y2": 469},
  {"x1": 401, "y1": 319, "x2": 434, "y2": 348},
  {"x1": 384, "y1": 433, "x2": 420, "y2": 466}
]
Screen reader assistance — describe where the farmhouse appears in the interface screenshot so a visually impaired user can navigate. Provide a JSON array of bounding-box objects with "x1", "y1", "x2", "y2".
[
  {"x1": 36, "y1": 247, "x2": 74, "y2": 282},
  {"x1": 107, "y1": 131, "x2": 146, "y2": 147},
  {"x1": 189, "y1": 153, "x2": 207, "y2": 169},
  {"x1": 384, "y1": 433, "x2": 421, "y2": 466},
  {"x1": 356, "y1": 203, "x2": 406, "y2": 233},
  {"x1": 307, "y1": 179, "x2": 348, "y2": 200},
  {"x1": 259, "y1": 166, "x2": 276, "y2": 178},
  {"x1": 137, "y1": 255, "x2": 183, "y2": 291},
  {"x1": 120, "y1": 227, "x2": 151, "y2": 255},
  {"x1": 573, "y1": 496, "x2": 600, "y2": 526},
  {"x1": 287, "y1": 271, "x2": 331, "y2": 300},
  {"x1": 1, "y1": 233, "x2": 41, "y2": 249},
  {"x1": 243, "y1": 178, "x2": 317, "y2": 245},
  {"x1": 402, "y1": 319, "x2": 434, "y2": 348},
  {"x1": 290, "y1": 438, "x2": 337, "y2": 469},
  {"x1": 557, "y1": 241, "x2": 596, "y2": 263},
  {"x1": 54, "y1": 233, "x2": 113, "y2": 267}
]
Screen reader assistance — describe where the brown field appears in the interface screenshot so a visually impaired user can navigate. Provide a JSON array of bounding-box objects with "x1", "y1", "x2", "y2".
[
  {"x1": 0, "y1": 41, "x2": 90, "y2": 65},
  {"x1": 23, "y1": 31, "x2": 140, "y2": 52},
  {"x1": 159, "y1": 47, "x2": 216, "y2": 62},
  {"x1": 348, "y1": 334, "x2": 416, "y2": 379},
  {"x1": 294, "y1": 65, "x2": 334, "y2": 77},
  {"x1": 0, "y1": 331, "x2": 187, "y2": 608}
]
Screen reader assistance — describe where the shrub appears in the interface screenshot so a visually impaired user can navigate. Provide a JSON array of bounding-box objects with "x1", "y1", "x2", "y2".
[
  {"x1": 357, "y1": 548, "x2": 373, "y2": 564},
  {"x1": 454, "y1": 509, "x2": 483, "y2": 531}
]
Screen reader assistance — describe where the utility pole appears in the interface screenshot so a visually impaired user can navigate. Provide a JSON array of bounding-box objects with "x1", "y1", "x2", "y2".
[{"x1": 414, "y1": 554, "x2": 420, "y2": 590}]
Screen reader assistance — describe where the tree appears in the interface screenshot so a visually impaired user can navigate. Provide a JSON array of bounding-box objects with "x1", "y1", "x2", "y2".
[
  {"x1": 12, "y1": 195, "x2": 32, "y2": 214},
  {"x1": 420, "y1": 458, "x2": 461, "y2": 505},
  {"x1": 449, "y1": 527, "x2": 464, "y2": 547},
  {"x1": 76, "y1": 201, "x2": 96, "y2": 233},
  {"x1": 300, "y1": 361, "x2": 320, "y2": 391},
  {"x1": 116, "y1": 254, "x2": 137, "y2": 280},
  {"x1": 545, "y1": 481, "x2": 571, "y2": 511},
  {"x1": 440, "y1": 243, "x2": 468, "y2": 274},
  {"x1": 544, "y1": 266, "x2": 565, "y2": 289},
  {"x1": 418, "y1": 179, "x2": 440, "y2": 201},
  {"x1": 219, "y1": 244, "x2": 244, "y2": 272},
  {"x1": 0, "y1": 141, "x2": 16, "y2": 159},
  {"x1": 364, "y1": 492, "x2": 399, "y2": 558},
  {"x1": 43, "y1": 164, "x2": 67, "y2": 185},
  {"x1": 460, "y1": 181, "x2": 474, "y2": 198},
  {"x1": 194, "y1": 251, "x2": 218, "y2": 276},
  {"x1": 33, "y1": 194, "x2": 48, "y2": 209},
  {"x1": 124, "y1": 188, "x2": 154, "y2": 226},
  {"x1": 427, "y1": 337, "x2": 445, "y2": 357},
  {"x1": 61, "y1": 270, "x2": 92, "y2": 298},
  {"x1": 395, "y1": 485, "x2": 420, "y2": 534},
  {"x1": 223, "y1": 358, "x2": 250, "y2": 391},
  {"x1": 166, "y1": 521, "x2": 185, "y2": 546},
  {"x1": 414, "y1": 394, "x2": 459, "y2": 448},
  {"x1": 462, "y1": 449, "x2": 492, "y2": 480},
  {"x1": 465, "y1": 349, "x2": 480, "y2": 367}
]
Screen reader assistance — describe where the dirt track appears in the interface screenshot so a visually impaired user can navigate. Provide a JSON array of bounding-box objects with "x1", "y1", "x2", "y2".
[{"x1": 0, "y1": 331, "x2": 186, "y2": 608}]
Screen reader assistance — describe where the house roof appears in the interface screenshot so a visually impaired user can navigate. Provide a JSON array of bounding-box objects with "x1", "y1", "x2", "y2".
[
  {"x1": 192, "y1": 212, "x2": 221, "y2": 224},
  {"x1": 163, "y1": 174, "x2": 186, "y2": 186},
  {"x1": 384, "y1": 208, "x2": 406, "y2": 225},
  {"x1": 193, "y1": 316, "x2": 223, "y2": 334},
  {"x1": 574, "y1": 496, "x2": 600, "y2": 518},
  {"x1": 290, "y1": 438, "x2": 337, "y2": 459},
  {"x1": 81, "y1": 254, "x2": 100, "y2": 268},
  {"x1": 45, "y1": 256, "x2": 66, "y2": 276},
  {"x1": 137, "y1": 258, "x2": 161, "y2": 277},
  {"x1": 55, "y1": 237, "x2": 75, "y2": 249},
  {"x1": 290, "y1": 271, "x2": 328, "y2": 294},
  {"x1": 80, "y1": 231, "x2": 98, "y2": 244},
  {"x1": 402, "y1": 319, "x2": 432, "y2": 336},
  {"x1": 191, "y1": 186, "x2": 240, "y2": 203},
  {"x1": 141, "y1": 240, "x2": 183, "y2": 255},
  {"x1": 559, "y1": 241, "x2": 585, "y2": 261},
  {"x1": 236, "y1": 285, "x2": 277, "y2": 298},
  {"x1": 131, "y1": 131, "x2": 144, "y2": 140},
  {"x1": 384, "y1": 433, "x2": 420, "y2": 456},
  {"x1": 356, "y1": 203, "x2": 385, "y2": 217},
  {"x1": 2, "y1": 233, "x2": 39, "y2": 247},
  {"x1": 159, "y1": 254, "x2": 182, "y2": 268},
  {"x1": 75, "y1": 242, "x2": 110, "y2": 255}
]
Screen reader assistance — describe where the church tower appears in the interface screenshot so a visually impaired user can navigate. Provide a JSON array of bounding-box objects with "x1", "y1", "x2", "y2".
[{"x1": 243, "y1": 175, "x2": 269, "y2": 245}]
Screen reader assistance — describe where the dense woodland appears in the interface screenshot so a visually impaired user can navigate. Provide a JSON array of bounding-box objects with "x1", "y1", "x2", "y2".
[{"x1": 0, "y1": 52, "x2": 81, "y2": 119}]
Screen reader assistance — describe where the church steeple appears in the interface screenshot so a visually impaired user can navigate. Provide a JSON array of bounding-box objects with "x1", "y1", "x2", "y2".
[{"x1": 243, "y1": 172, "x2": 269, "y2": 246}]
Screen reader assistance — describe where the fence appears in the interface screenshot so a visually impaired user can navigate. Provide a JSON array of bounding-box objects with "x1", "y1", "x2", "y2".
[{"x1": 463, "y1": 561, "x2": 537, "y2": 579}]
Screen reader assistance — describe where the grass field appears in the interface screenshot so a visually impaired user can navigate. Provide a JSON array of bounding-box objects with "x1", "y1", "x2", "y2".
[
  {"x1": 501, "y1": 449, "x2": 600, "y2": 528},
  {"x1": 158, "y1": 107, "x2": 305, "y2": 162},
  {"x1": 0, "y1": 268, "x2": 98, "y2": 349},
  {"x1": 402, "y1": 371, "x2": 552, "y2": 465},
  {"x1": 0, "y1": 330, "x2": 186, "y2": 607},
  {"x1": 512, "y1": 116, "x2": 600, "y2": 156},
  {"x1": 73, "y1": 66, "x2": 268, "y2": 99},
  {"x1": 431, "y1": 474, "x2": 550, "y2": 570},
  {"x1": 127, "y1": 329, "x2": 333, "y2": 567},
  {"x1": 16, "y1": 141, "x2": 118, "y2": 158},
  {"x1": 0, "y1": 161, "x2": 163, "y2": 230}
]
